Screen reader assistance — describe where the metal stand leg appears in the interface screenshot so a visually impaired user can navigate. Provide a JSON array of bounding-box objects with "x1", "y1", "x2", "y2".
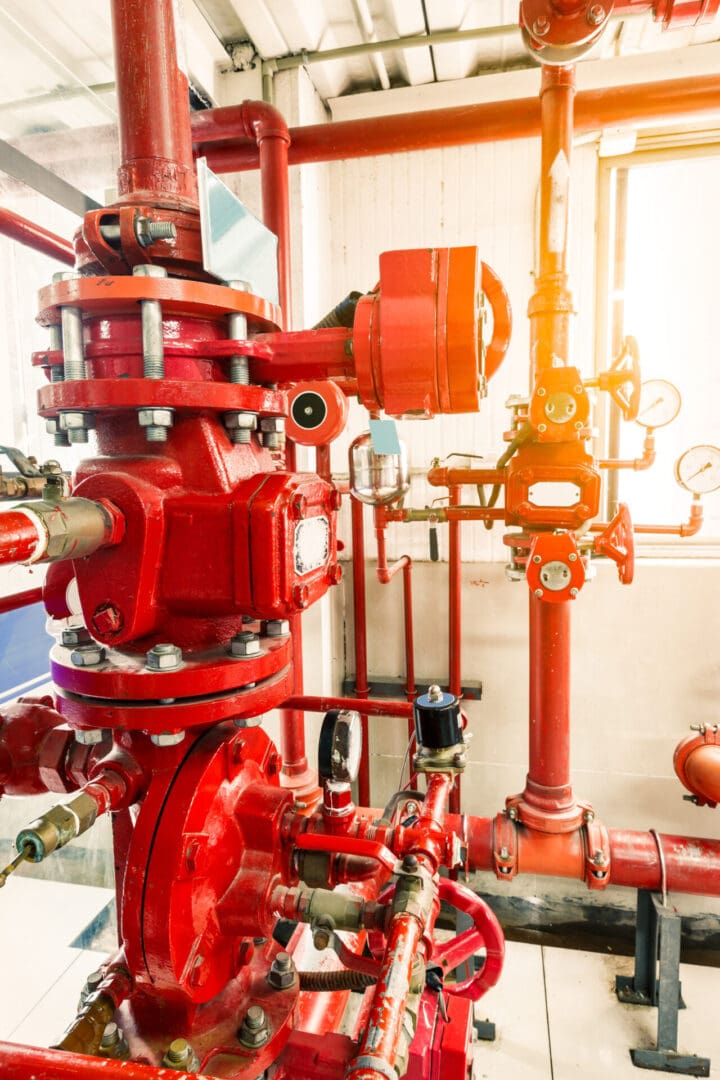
[{"x1": 616, "y1": 890, "x2": 709, "y2": 1077}]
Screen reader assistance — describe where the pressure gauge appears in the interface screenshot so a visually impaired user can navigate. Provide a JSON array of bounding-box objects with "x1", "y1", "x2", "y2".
[
  {"x1": 675, "y1": 445, "x2": 720, "y2": 494},
  {"x1": 635, "y1": 380, "x2": 682, "y2": 430},
  {"x1": 318, "y1": 710, "x2": 362, "y2": 783}
]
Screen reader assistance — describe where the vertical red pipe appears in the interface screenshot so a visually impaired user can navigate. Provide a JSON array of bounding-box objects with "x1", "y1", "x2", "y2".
[
  {"x1": 110, "y1": 0, "x2": 197, "y2": 206},
  {"x1": 351, "y1": 498, "x2": 371, "y2": 806},
  {"x1": 524, "y1": 595, "x2": 573, "y2": 809},
  {"x1": 448, "y1": 485, "x2": 462, "y2": 815},
  {"x1": 528, "y1": 65, "x2": 576, "y2": 378}
]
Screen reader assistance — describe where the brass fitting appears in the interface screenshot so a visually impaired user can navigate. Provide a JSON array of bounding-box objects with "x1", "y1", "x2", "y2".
[{"x1": 16, "y1": 791, "x2": 99, "y2": 861}]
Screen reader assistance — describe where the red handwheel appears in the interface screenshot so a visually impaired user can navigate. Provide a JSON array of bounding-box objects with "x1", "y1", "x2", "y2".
[
  {"x1": 431, "y1": 878, "x2": 505, "y2": 1001},
  {"x1": 481, "y1": 261, "x2": 512, "y2": 382}
]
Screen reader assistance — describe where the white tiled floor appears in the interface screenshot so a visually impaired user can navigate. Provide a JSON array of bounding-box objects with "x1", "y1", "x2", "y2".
[{"x1": 1, "y1": 879, "x2": 718, "y2": 1078}]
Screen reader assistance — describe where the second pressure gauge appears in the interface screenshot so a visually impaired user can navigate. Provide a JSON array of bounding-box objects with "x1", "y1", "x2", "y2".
[
  {"x1": 675, "y1": 445, "x2": 720, "y2": 495},
  {"x1": 635, "y1": 379, "x2": 682, "y2": 430}
]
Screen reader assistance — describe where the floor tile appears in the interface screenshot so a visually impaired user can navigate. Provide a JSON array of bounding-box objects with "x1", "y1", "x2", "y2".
[{"x1": 472, "y1": 940, "x2": 552, "y2": 1079}]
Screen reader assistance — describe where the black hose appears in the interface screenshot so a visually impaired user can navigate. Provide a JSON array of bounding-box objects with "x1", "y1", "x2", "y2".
[
  {"x1": 299, "y1": 969, "x2": 377, "y2": 992},
  {"x1": 312, "y1": 291, "x2": 363, "y2": 330}
]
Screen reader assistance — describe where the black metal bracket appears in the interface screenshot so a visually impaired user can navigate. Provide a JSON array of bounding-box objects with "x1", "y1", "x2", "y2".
[
  {"x1": 616, "y1": 890, "x2": 709, "y2": 1077},
  {"x1": 342, "y1": 676, "x2": 483, "y2": 701}
]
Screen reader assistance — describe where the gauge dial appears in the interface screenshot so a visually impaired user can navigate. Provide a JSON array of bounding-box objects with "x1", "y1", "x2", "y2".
[
  {"x1": 318, "y1": 709, "x2": 362, "y2": 783},
  {"x1": 674, "y1": 445, "x2": 720, "y2": 495},
  {"x1": 635, "y1": 379, "x2": 682, "y2": 430}
]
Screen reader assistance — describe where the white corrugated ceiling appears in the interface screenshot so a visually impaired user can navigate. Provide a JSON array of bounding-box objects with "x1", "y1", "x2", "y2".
[{"x1": 0, "y1": 0, "x2": 717, "y2": 141}]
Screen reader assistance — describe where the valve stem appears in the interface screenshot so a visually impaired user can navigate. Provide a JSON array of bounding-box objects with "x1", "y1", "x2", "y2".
[{"x1": 0, "y1": 843, "x2": 33, "y2": 888}]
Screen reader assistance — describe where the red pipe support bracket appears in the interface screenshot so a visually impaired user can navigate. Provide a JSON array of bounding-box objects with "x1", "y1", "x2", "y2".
[{"x1": 0, "y1": 208, "x2": 74, "y2": 265}]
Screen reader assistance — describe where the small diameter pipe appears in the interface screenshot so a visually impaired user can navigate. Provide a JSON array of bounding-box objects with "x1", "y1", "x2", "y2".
[
  {"x1": 448, "y1": 485, "x2": 462, "y2": 817},
  {"x1": 0, "y1": 512, "x2": 45, "y2": 566},
  {"x1": 0, "y1": 208, "x2": 74, "y2": 265},
  {"x1": 590, "y1": 498, "x2": 703, "y2": 537},
  {"x1": 351, "y1": 498, "x2": 371, "y2": 806},
  {"x1": 598, "y1": 432, "x2": 656, "y2": 470},
  {"x1": 0, "y1": 499, "x2": 123, "y2": 567},
  {"x1": 0, "y1": 588, "x2": 44, "y2": 615},
  {"x1": 0, "y1": 1043, "x2": 215, "y2": 1079},
  {"x1": 284, "y1": 695, "x2": 413, "y2": 719}
]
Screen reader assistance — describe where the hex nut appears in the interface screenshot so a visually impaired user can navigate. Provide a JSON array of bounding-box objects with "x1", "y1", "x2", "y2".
[
  {"x1": 150, "y1": 731, "x2": 186, "y2": 747},
  {"x1": 62, "y1": 626, "x2": 93, "y2": 647},
  {"x1": 59, "y1": 411, "x2": 95, "y2": 431},
  {"x1": 267, "y1": 950, "x2": 295, "y2": 989},
  {"x1": 74, "y1": 729, "x2": 104, "y2": 746},
  {"x1": 162, "y1": 1036, "x2": 200, "y2": 1072},
  {"x1": 146, "y1": 643, "x2": 183, "y2": 670},
  {"x1": 260, "y1": 417, "x2": 285, "y2": 434},
  {"x1": 71, "y1": 644, "x2": 106, "y2": 667},
  {"x1": 137, "y1": 408, "x2": 174, "y2": 429},
  {"x1": 239, "y1": 1004, "x2": 270, "y2": 1048},
  {"x1": 229, "y1": 632, "x2": 261, "y2": 658},
  {"x1": 223, "y1": 411, "x2": 257, "y2": 431},
  {"x1": 265, "y1": 619, "x2": 290, "y2": 638}
]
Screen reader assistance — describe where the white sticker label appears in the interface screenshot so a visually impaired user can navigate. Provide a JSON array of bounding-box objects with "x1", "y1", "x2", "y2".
[
  {"x1": 547, "y1": 150, "x2": 570, "y2": 255},
  {"x1": 294, "y1": 517, "x2": 329, "y2": 576},
  {"x1": 528, "y1": 481, "x2": 580, "y2": 508}
]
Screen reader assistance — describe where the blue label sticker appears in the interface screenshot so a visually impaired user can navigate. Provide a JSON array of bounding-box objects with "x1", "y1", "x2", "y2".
[{"x1": 369, "y1": 418, "x2": 402, "y2": 456}]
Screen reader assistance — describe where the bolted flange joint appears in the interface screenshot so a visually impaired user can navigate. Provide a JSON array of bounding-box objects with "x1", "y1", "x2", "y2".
[
  {"x1": 224, "y1": 411, "x2": 257, "y2": 445},
  {"x1": 137, "y1": 408, "x2": 174, "y2": 444}
]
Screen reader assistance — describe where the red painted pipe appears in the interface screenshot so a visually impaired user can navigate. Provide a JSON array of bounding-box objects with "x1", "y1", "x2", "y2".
[
  {"x1": 351, "y1": 498, "x2": 372, "y2": 805},
  {"x1": 194, "y1": 75, "x2": 720, "y2": 173},
  {"x1": 374, "y1": 515, "x2": 416, "y2": 704},
  {"x1": 0, "y1": 512, "x2": 40, "y2": 566},
  {"x1": 0, "y1": 208, "x2": 74, "y2": 265},
  {"x1": 284, "y1": 694, "x2": 413, "y2": 719},
  {"x1": 524, "y1": 594, "x2": 574, "y2": 811},
  {"x1": 0, "y1": 1042, "x2": 216, "y2": 1079},
  {"x1": 448, "y1": 485, "x2": 462, "y2": 817},
  {"x1": 194, "y1": 101, "x2": 292, "y2": 324},
  {"x1": 110, "y1": 0, "x2": 196, "y2": 206},
  {"x1": 0, "y1": 587, "x2": 43, "y2": 615},
  {"x1": 458, "y1": 814, "x2": 720, "y2": 896}
]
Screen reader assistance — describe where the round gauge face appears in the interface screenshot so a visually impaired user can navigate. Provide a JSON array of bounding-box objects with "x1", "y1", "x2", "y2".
[
  {"x1": 635, "y1": 379, "x2": 682, "y2": 430},
  {"x1": 674, "y1": 445, "x2": 720, "y2": 494}
]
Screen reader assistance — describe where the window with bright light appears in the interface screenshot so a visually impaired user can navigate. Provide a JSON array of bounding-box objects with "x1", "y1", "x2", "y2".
[{"x1": 605, "y1": 152, "x2": 720, "y2": 547}]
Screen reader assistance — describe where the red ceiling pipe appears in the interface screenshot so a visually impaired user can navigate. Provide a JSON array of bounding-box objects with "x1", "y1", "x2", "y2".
[
  {"x1": 194, "y1": 102, "x2": 292, "y2": 324},
  {"x1": 0, "y1": 587, "x2": 44, "y2": 615},
  {"x1": 110, "y1": 0, "x2": 196, "y2": 207},
  {"x1": 351, "y1": 498, "x2": 372, "y2": 805},
  {"x1": 0, "y1": 208, "x2": 74, "y2": 265},
  {"x1": 193, "y1": 75, "x2": 720, "y2": 173}
]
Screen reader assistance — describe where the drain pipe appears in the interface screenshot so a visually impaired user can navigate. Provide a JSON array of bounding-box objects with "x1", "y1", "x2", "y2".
[{"x1": 0, "y1": 208, "x2": 74, "y2": 265}]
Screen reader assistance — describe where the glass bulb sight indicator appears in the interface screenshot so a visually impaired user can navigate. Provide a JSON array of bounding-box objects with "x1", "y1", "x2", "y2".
[
  {"x1": 635, "y1": 379, "x2": 682, "y2": 431},
  {"x1": 675, "y1": 445, "x2": 720, "y2": 495}
]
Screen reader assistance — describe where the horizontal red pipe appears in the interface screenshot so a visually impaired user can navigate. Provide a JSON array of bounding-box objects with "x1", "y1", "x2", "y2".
[
  {"x1": 0, "y1": 208, "x2": 74, "y2": 265},
  {"x1": 0, "y1": 1042, "x2": 216, "y2": 1079},
  {"x1": 0, "y1": 512, "x2": 40, "y2": 566},
  {"x1": 284, "y1": 694, "x2": 413, "y2": 719},
  {"x1": 194, "y1": 74, "x2": 720, "y2": 173},
  {"x1": 460, "y1": 815, "x2": 720, "y2": 897},
  {"x1": 0, "y1": 587, "x2": 44, "y2": 615}
]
